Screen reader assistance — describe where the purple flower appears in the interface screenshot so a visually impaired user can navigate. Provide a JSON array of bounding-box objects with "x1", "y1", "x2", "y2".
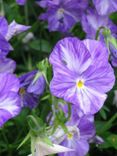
[
  {"x1": 81, "y1": 9, "x2": 117, "y2": 39},
  {"x1": 0, "y1": 72, "x2": 21, "y2": 127},
  {"x1": 0, "y1": 57, "x2": 16, "y2": 73},
  {"x1": 39, "y1": 0, "x2": 88, "y2": 32},
  {"x1": 16, "y1": 0, "x2": 27, "y2": 5},
  {"x1": 0, "y1": 16, "x2": 30, "y2": 55},
  {"x1": 19, "y1": 70, "x2": 46, "y2": 109},
  {"x1": 0, "y1": 16, "x2": 30, "y2": 41},
  {"x1": 54, "y1": 112, "x2": 95, "y2": 156},
  {"x1": 49, "y1": 37, "x2": 115, "y2": 114},
  {"x1": 0, "y1": 34, "x2": 12, "y2": 56},
  {"x1": 5, "y1": 20, "x2": 31, "y2": 41},
  {"x1": 93, "y1": 0, "x2": 117, "y2": 16}
]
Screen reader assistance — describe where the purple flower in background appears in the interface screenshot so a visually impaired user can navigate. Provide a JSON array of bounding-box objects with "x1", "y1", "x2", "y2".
[
  {"x1": 16, "y1": 0, "x2": 27, "y2": 5},
  {"x1": 0, "y1": 16, "x2": 30, "y2": 55},
  {"x1": 53, "y1": 111, "x2": 95, "y2": 156},
  {"x1": 93, "y1": 0, "x2": 117, "y2": 16},
  {"x1": 0, "y1": 73, "x2": 21, "y2": 127},
  {"x1": 81, "y1": 9, "x2": 117, "y2": 39},
  {"x1": 39, "y1": 0, "x2": 88, "y2": 32},
  {"x1": 5, "y1": 20, "x2": 31, "y2": 41},
  {"x1": 19, "y1": 70, "x2": 46, "y2": 109},
  {"x1": 49, "y1": 37, "x2": 115, "y2": 114},
  {"x1": 0, "y1": 16, "x2": 30, "y2": 41},
  {"x1": 36, "y1": 0, "x2": 60, "y2": 8}
]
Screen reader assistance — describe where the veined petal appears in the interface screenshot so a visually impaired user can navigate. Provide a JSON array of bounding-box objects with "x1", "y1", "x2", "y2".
[
  {"x1": 82, "y1": 64, "x2": 115, "y2": 93},
  {"x1": 0, "y1": 16, "x2": 8, "y2": 36},
  {"x1": 76, "y1": 87, "x2": 107, "y2": 114},
  {"x1": 78, "y1": 115, "x2": 95, "y2": 140},
  {"x1": 59, "y1": 138, "x2": 89, "y2": 156},
  {"x1": 0, "y1": 34, "x2": 11, "y2": 56},
  {"x1": 27, "y1": 72, "x2": 46, "y2": 95},
  {"x1": 0, "y1": 57, "x2": 16, "y2": 73},
  {"x1": 0, "y1": 92, "x2": 21, "y2": 127},
  {"x1": 50, "y1": 66, "x2": 77, "y2": 99},
  {"x1": 0, "y1": 73, "x2": 20, "y2": 93},
  {"x1": 83, "y1": 39, "x2": 108, "y2": 65},
  {"x1": 49, "y1": 37, "x2": 91, "y2": 74},
  {"x1": 6, "y1": 20, "x2": 30, "y2": 40},
  {"x1": 93, "y1": 0, "x2": 117, "y2": 15}
]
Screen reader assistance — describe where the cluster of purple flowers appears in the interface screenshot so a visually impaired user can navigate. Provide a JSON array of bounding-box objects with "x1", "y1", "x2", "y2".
[
  {"x1": 51, "y1": 104, "x2": 96, "y2": 156},
  {"x1": 0, "y1": 16, "x2": 45, "y2": 127},
  {"x1": 5, "y1": 1, "x2": 117, "y2": 156},
  {"x1": 38, "y1": 0, "x2": 88, "y2": 32},
  {"x1": 35, "y1": 0, "x2": 117, "y2": 35}
]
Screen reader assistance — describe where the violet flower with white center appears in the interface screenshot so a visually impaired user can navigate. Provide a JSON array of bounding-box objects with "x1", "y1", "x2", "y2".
[
  {"x1": 81, "y1": 9, "x2": 117, "y2": 39},
  {"x1": 0, "y1": 72, "x2": 21, "y2": 127},
  {"x1": 52, "y1": 113, "x2": 95, "y2": 156},
  {"x1": 19, "y1": 70, "x2": 46, "y2": 109},
  {"x1": 93, "y1": 0, "x2": 117, "y2": 16},
  {"x1": 49, "y1": 37, "x2": 115, "y2": 114},
  {"x1": 39, "y1": 0, "x2": 88, "y2": 32}
]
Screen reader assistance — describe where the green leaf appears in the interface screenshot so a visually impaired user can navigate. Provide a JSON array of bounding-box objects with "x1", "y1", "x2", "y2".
[
  {"x1": 97, "y1": 113, "x2": 117, "y2": 135},
  {"x1": 29, "y1": 39, "x2": 52, "y2": 53},
  {"x1": 107, "y1": 134, "x2": 117, "y2": 149},
  {"x1": 100, "y1": 109, "x2": 107, "y2": 120},
  {"x1": 17, "y1": 132, "x2": 30, "y2": 149}
]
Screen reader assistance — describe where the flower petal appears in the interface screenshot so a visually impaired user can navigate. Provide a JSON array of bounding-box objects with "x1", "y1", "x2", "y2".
[
  {"x1": 6, "y1": 20, "x2": 30, "y2": 40},
  {"x1": 0, "y1": 92, "x2": 21, "y2": 127},
  {"x1": 0, "y1": 73, "x2": 20, "y2": 93},
  {"x1": 49, "y1": 37, "x2": 91, "y2": 74}
]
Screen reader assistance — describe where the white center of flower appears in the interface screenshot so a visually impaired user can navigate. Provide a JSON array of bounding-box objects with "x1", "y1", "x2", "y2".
[
  {"x1": 57, "y1": 8, "x2": 65, "y2": 19},
  {"x1": 67, "y1": 126, "x2": 80, "y2": 140}
]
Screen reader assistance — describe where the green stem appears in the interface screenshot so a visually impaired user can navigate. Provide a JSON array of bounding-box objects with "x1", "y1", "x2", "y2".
[
  {"x1": 24, "y1": 3, "x2": 29, "y2": 25},
  {"x1": 0, "y1": 0, "x2": 4, "y2": 16},
  {"x1": 95, "y1": 26, "x2": 105, "y2": 40},
  {"x1": 66, "y1": 103, "x2": 71, "y2": 121}
]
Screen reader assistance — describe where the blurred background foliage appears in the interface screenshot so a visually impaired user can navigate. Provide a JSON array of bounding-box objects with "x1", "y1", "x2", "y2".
[{"x1": 0, "y1": 0, "x2": 117, "y2": 156}]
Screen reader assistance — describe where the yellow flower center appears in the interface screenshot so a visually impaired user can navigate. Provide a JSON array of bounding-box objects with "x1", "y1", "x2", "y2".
[
  {"x1": 67, "y1": 133, "x2": 73, "y2": 139},
  {"x1": 19, "y1": 87, "x2": 26, "y2": 95},
  {"x1": 77, "y1": 80, "x2": 84, "y2": 88}
]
